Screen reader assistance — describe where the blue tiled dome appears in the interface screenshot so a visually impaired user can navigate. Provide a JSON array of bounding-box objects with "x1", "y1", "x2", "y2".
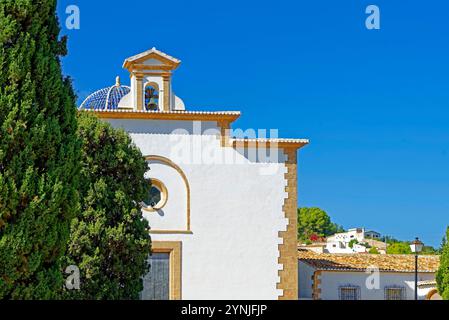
[{"x1": 80, "y1": 77, "x2": 130, "y2": 110}]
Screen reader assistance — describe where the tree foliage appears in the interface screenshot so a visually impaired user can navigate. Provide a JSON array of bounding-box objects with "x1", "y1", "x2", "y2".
[
  {"x1": 386, "y1": 242, "x2": 412, "y2": 255},
  {"x1": 439, "y1": 235, "x2": 447, "y2": 254},
  {"x1": 437, "y1": 227, "x2": 449, "y2": 300},
  {"x1": 0, "y1": 0, "x2": 80, "y2": 299},
  {"x1": 297, "y1": 207, "x2": 344, "y2": 242},
  {"x1": 62, "y1": 113, "x2": 151, "y2": 299},
  {"x1": 385, "y1": 238, "x2": 438, "y2": 255},
  {"x1": 368, "y1": 247, "x2": 380, "y2": 254},
  {"x1": 348, "y1": 239, "x2": 359, "y2": 249}
]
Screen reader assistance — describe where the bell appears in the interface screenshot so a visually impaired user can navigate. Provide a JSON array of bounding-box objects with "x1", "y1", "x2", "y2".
[
  {"x1": 145, "y1": 87, "x2": 159, "y2": 110},
  {"x1": 146, "y1": 97, "x2": 158, "y2": 111},
  {"x1": 149, "y1": 98, "x2": 157, "y2": 108}
]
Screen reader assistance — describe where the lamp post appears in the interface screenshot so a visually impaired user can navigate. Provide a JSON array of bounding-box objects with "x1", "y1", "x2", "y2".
[{"x1": 410, "y1": 237, "x2": 424, "y2": 301}]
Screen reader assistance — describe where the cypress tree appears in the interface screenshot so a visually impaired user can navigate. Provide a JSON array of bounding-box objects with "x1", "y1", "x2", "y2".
[
  {"x1": 63, "y1": 112, "x2": 150, "y2": 300},
  {"x1": 0, "y1": 0, "x2": 80, "y2": 299},
  {"x1": 437, "y1": 227, "x2": 449, "y2": 299}
]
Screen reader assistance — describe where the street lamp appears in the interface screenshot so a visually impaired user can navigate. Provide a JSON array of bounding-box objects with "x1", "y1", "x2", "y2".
[{"x1": 410, "y1": 237, "x2": 424, "y2": 301}]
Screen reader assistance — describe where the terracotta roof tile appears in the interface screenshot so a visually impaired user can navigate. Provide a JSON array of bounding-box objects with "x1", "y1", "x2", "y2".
[
  {"x1": 298, "y1": 250, "x2": 440, "y2": 273},
  {"x1": 418, "y1": 280, "x2": 437, "y2": 288}
]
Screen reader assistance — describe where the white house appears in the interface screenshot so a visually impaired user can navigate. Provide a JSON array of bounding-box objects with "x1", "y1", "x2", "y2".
[
  {"x1": 327, "y1": 228, "x2": 367, "y2": 243},
  {"x1": 325, "y1": 228, "x2": 384, "y2": 254},
  {"x1": 365, "y1": 230, "x2": 382, "y2": 240},
  {"x1": 80, "y1": 48, "x2": 309, "y2": 300},
  {"x1": 298, "y1": 250, "x2": 440, "y2": 300},
  {"x1": 325, "y1": 241, "x2": 368, "y2": 254}
]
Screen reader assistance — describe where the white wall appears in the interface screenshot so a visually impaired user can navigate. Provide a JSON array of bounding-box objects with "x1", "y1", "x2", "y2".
[
  {"x1": 326, "y1": 241, "x2": 348, "y2": 253},
  {"x1": 298, "y1": 261, "x2": 315, "y2": 299},
  {"x1": 315, "y1": 271, "x2": 435, "y2": 300},
  {"x1": 325, "y1": 241, "x2": 367, "y2": 254},
  {"x1": 143, "y1": 160, "x2": 188, "y2": 231},
  {"x1": 106, "y1": 118, "x2": 293, "y2": 300},
  {"x1": 328, "y1": 229, "x2": 365, "y2": 243}
]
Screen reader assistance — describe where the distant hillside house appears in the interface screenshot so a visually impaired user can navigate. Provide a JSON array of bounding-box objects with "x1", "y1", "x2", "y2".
[
  {"x1": 298, "y1": 250, "x2": 440, "y2": 300},
  {"x1": 365, "y1": 230, "x2": 382, "y2": 239},
  {"x1": 325, "y1": 228, "x2": 384, "y2": 254}
]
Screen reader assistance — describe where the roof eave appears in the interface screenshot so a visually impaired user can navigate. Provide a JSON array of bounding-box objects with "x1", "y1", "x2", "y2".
[
  {"x1": 80, "y1": 109, "x2": 241, "y2": 123},
  {"x1": 232, "y1": 139, "x2": 310, "y2": 150},
  {"x1": 123, "y1": 48, "x2": 181, "y2": 72}
]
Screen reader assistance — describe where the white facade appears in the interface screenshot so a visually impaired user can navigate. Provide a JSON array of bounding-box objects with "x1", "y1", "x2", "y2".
[
  {"x1": 325, "y1": 241, "x2": 368, "y2": 254},
  {"x1": 108, "y1": 119, "x2": 291, "y2": 299},
  {"x1": 327, "y1": 228, "x2": 366, "y2": 243},
  {"x1": 298, "y1": 261, "x2": 436, "y2": 300},
  {"x1": 325, "y1": 228, "x2": 383, "y2": 254},
  {"x1": 85, "y1": 48, "x2": 309, "y2": 300}
]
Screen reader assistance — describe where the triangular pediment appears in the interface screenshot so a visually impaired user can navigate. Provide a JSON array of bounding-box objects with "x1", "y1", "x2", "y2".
[{"x1": 123, "y1": 48, "x2": 181, "y2": 71}]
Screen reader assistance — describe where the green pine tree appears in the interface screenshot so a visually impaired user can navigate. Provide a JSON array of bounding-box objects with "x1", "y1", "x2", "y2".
[
  {"x1": 436, "y1": 227, "x2": 449, "y2": 300},
  {"x1": 297, "y1": 207, "x2": 344, "y2": 242},
  {"x1": 62, "y1": 113, "x2": 151, "y2": 300},
  {"x1": 0, "y1": 0, "x2": 81, "y2": 299}
]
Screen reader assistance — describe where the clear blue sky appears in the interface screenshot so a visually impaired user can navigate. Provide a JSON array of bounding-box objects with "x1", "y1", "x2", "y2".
[{"x1": 57, "y1": 0, "x2": 449, "y2": 247}]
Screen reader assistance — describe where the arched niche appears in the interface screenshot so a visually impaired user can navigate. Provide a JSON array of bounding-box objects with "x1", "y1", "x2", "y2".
[
  {"x1": 144, "y1": 82, "x2": 160, "y2": 111},
  {"x1": 144, "y1": 155, "x2": 191, "y2": 234}
]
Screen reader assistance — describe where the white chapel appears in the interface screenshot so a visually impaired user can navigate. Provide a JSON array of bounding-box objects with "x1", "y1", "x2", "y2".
[{"x1": 80, "y1": 48, "x2": 309, "y2": 300}]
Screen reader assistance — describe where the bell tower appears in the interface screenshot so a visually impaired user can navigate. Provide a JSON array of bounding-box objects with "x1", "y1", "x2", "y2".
[{"x1": 123, "y1": 48, "x2": 182, "y2": 112}]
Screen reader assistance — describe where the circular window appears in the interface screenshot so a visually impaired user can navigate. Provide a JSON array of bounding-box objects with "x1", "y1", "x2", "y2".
[{"x1": 142, "y1": 179, "x2": 168, "y2": 212}]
